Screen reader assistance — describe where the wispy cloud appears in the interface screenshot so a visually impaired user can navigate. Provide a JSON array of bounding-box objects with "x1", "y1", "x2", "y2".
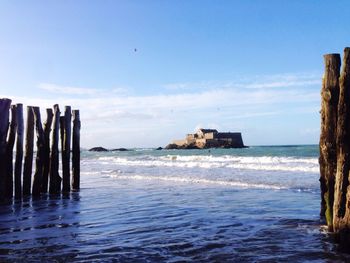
[
  {"x1": 85, "y1": 110, "x2": 155, "y2": 121},
  {"x1": 39, "y1": 83, "x2": 99, "y2": 95},
  {"x1": 243, "y1": 73, "x2": 321, "y2": 89},
  {"x1": 244, "y1": 79, "x2": 320, "y2": 89},
  {"x1": 0, "y1": 72, "x2": 322, "y2": 147},
  {"x1": 229, "y1": 111, "x2": 281, "y2": 119},
  {"x1": 38, "y1": 83, "x2": 130, "y2": 97},
  {"x1": 164, "y1": 72, "x2": 321, "y2": 91}
]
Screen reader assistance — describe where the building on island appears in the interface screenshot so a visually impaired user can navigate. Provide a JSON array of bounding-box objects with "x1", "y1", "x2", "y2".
[{"x1": 167, "y1": 128, "x2": 245, "y2": 149}]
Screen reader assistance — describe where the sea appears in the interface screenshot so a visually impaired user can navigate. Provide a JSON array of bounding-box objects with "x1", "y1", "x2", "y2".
[{"x1": 1, "y1": 145, "x2": 350, "y2": 262}]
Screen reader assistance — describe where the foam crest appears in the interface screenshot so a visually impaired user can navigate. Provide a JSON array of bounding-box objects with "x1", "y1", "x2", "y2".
[
  {"x1": 110, "y1": 174, "x2": 286, "y2": 190},
  {"x1": 98, "y1": 155, "x2": 319, "y2": 173}
]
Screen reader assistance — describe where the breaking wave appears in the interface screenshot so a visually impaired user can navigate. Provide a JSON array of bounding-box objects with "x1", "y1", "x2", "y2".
[
  {"x1": 96, "y1": 155, "x2": 319, "y2": 174},
  {"x1": 109, "y1": 174, "x2": 286, "y2": 190},
  {"x1": 81, "y1": 151, "x2": 320, "y2": 191}
]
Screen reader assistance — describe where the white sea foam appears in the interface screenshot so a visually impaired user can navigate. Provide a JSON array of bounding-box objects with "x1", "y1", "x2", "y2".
[
  {"x1": 97, "y1": 155, "x2": 319, "y2": 173},
  {"x1": 109, "y1": 174, "x2": 286, "y2": 190},
  {"x1": 81, "y1": 152, "x2": 319, "y2": 190}
]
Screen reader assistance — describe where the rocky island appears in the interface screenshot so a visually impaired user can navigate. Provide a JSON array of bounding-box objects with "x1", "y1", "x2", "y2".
[
  {"x1": 166, "y1": 128, "x2": 246, "y2": 149},
  {"x1": 89, "y1": 147, "x2": 130, "y2": 152}
]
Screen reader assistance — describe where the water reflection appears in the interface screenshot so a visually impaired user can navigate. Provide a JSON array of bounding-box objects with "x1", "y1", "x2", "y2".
[
  {"x1": 0, "y1": 183, "x2": 349, "y2": 262},
  {"x1": 0, "y1": 193, "x2": 81, "y2": 261}
]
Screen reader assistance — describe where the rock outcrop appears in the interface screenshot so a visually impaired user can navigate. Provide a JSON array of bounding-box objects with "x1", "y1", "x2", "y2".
[
  {"x1": 89, "y1": 147, "x2": 108, "y2": 152},
  {"x1": 89, "y1": 147, "x2": 131, "y2": 152},
  {"x1": 165, "y1": 143, "x2": 200, "y2": 150},
  {"x1": 166, "y1": 128, "x2": 246, "y2": 150},
  {"x1": 111, "y1": 148, "x2": 129, "y2": 151}
]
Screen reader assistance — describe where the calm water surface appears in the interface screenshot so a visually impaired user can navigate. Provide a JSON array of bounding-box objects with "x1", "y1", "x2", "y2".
[{"x1": 0, "y1": 145, "x2": 349, "y2": 262}]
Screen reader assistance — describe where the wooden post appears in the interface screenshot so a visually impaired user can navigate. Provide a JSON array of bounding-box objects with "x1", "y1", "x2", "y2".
[
  {"x1": 14, "y1": 104, "x2": 24, "y2": 199},
  {"x1": 49, "y1": 104, "x2": 61, "y2": 194},
  {"x1": 23, "y1": 106, "x2": 34, "y2": 196},
  {"x1": 41, "y1": 108, "x2": 53, "y2": 193},
  {"x1": 62, "y1": 106, "x2": 71, "y2": 192},
  {"x1": 0, "y1": 98, "x2": 12, "y2": 202},
  {"x1": 332, "y1": 48, "x2": 350, "y2": 251},
  {"x1": 60, "y1": 115, "x2": 65, "y2": 163},
  {"x1": 72, "y1": 110, "x2": 80, "y2": 190},
  {"x1": 60, "y1": 116, "x2": 65, "y2": 190},
  {"x1": 319, "y1": 54, "x2": 341, "y2": 231},
  {"x1": 32, "y1": 107, "x2": 45, "y2": 197},
  {"x1": 4, "y1": 105, "x2": 17, "y2": 199}
]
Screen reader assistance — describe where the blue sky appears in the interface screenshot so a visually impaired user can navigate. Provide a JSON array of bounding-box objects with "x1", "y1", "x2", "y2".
[{"x1": 0, "y1": 1, "x2": 349, "y2": 148}]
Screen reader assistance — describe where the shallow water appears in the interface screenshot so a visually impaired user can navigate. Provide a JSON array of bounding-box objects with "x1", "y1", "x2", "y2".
[{"x1": 1, "y1": 145, "x2": 349, "y2": 262}]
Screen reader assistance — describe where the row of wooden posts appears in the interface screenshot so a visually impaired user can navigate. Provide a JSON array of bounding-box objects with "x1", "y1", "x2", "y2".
[
  {"x1": 0, "y1": 98, "x2": 80, "y2": 202},
  {"x1": 320, "y1": 47, "x2": 350, "y2": 251}
]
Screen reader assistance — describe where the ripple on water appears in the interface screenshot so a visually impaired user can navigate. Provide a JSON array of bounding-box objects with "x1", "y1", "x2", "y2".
[{"x1": 0, "y1": 179, "x2": 349, "y2": 262}]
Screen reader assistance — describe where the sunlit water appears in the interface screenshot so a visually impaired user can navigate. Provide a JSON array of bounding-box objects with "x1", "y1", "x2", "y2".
[{"x1": 1, "y1": 145, "x2": 350, "y2": 262}]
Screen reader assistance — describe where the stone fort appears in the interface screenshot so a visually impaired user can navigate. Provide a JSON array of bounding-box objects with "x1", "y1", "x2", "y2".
[{"x1": 170, "y1": 128, "x2": 245, "y2": 149}]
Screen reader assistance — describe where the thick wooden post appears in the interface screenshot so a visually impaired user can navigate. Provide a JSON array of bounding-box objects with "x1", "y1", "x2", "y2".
[
  {"x1": 60, "y1": 115, "x2": 65, "y2": 159},
  {"x1": 62, "y1": 106, "x2": 71, "y2": 192},
  {"x1": 49, "y1": 104, "x2": 61, "y2": 194},
  {"x1": 72, "y1": 110, "x2": 80, "y2": 190},
  {"x1": 319, "y1": 54, "x2": 341, "y2": 231},
  {"x1": 4, "y1": 105, "x2": 17, "y2": 199},
  {"x1": 332, "y1": 48, "x2": 350, "y2": 250},
  {"x1": 0, "y1": 98, "x2": 12, "y2": 201},
  {"x1": 23, "y1": 106, "x2": 34, "y2": 196},
  {"x1": 41, "y1": 108, "x2": 53, "y2": 193},
  {"x1": 14, "y1": 104, "x2": 24, "y2": 199},
  {"x1": 32, "y1": 107, "x2": 45, "y2": 197},
  {"x1": 60, "y1": 116, "x2": 65, "y2": 190}
]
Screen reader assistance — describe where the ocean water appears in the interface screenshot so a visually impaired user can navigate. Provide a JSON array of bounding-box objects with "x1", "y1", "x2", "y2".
[{"x1": 1, "y1": 145, "x2": 350, "y2": 262}]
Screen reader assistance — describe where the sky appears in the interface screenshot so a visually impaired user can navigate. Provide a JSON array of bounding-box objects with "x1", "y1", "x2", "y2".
[{"x1": 0, "y1": 0, "x2": 350, "y2": 148}]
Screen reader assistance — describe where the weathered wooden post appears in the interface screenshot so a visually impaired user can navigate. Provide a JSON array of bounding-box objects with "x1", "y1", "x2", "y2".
[
  {"x1": 319, "y1": 54, "x2": 341, "y2": 231},
  {"x1": 4, "y1": 105, "x2": 17, "y2": 199},
  {"x1": 62, "y1": 106, "x2": 72, "y2": 192},
  {"x1": 60, "y1": 115, "x2": 65, "y2": 175},
  {"x1": 49, "y1": 104, "x2": 61, "y2": 194},
  {"x1": 72, "y1": 110, "x2": 80, "y2": 190},
  {"x1": 59, "y1": 116, "x2": 66, "y2": 191},
  {"x1": 41, "y1": 108, "x2": 53, "y2": 193},
  {"x1": 23, "y1": 106, "x2": 34, "y2": 196},
  {"x1": 32, "y1": 107, "x2": 45, "y2": 197},
  {"x1": 0, "y1": 98, "x2": 12, "y2": 202},
  {"x1": 332, "y1": 47, "x2": 350, "y2": 251},
  {"x1": 14, "y1": 104, "x2": 24, "y2": 199}
]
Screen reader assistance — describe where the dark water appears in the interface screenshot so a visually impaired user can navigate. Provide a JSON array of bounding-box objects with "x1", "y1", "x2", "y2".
[{"x1": 0, "y1": 146, "x2": 349, "y2": 262}]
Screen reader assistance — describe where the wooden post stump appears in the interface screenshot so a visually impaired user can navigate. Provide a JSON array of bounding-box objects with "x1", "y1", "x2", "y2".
[
  {"x1": 42, "y1": 108, "x2": 53, "y2": 193},
  {"x1": 60, "y1": 115, "x2": 65, "y2": 181},
  {"x1": 72, "y1": 110, "x2": 80, "y2": 190},
  {"x1": 23, "y1": 106, "x2": 34, "y2": 196},
  {"x1": 49, "y1": 104, "x2": 61, "y2": 194},
  {"x1": 319, "y1": 54, "x2": 341, "y2": 231},
  {"x1": 62, "y1": 106, "x2": 71, "y2": 192},
  {"x1": 14, "y1": 104, "x2": 24, "y2": 199},
  {"x1": 0, "y1": 99, "x2": 12, "y2": 201},
  {"x1": 4, "y1": 105, "x2": 17, "y2": 199},
  {"x1": 332, "y1": 47, "x2": 350, "y2": 251},
  {"x1": 0, "y1": 101, "x2": 80, "y2": 202},
  {"x1": 32, "y1": 107, "x2": 45, "y2": 197}
]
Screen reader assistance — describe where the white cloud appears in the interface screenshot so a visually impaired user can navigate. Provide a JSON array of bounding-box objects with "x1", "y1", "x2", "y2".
[
  {"x1": 229, "y1": 111, "x2": 281, "y2": 119},
  {"x1": 244, "y1": 79, "x2": 320, "y2": 89},
  {"x1": 0, "y1": 72, "x2": 322, "y2": 147},
  {"x1": 164, "y1": 72, "x2": 321, "y2": 91},
  {"x1": 39, "y1": 83, "x2": 99, "y2": 95},
  {"x1": 164, "y1": 82, "x2": 195, "y2": 90},
  {"x1": 38, "y1": 83, "x2": 131, "y2": 98}
]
